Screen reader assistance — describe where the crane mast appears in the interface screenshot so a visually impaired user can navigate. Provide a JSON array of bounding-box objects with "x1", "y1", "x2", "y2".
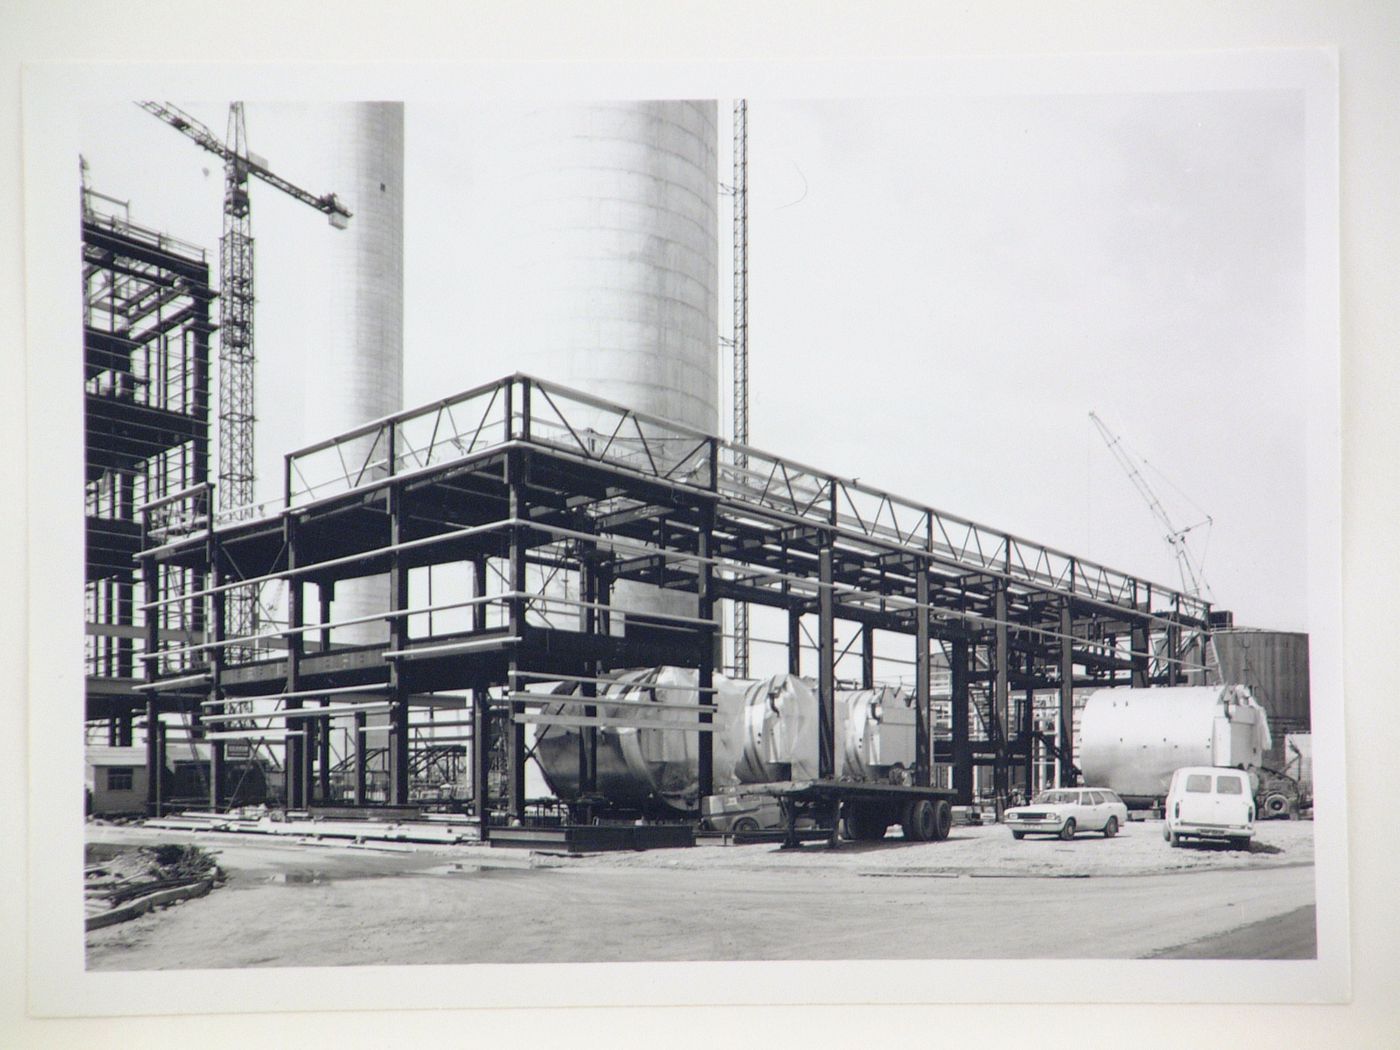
[
  {"x1": 140, "y1": 100, "x2": 351, "y2": 642},
  {"x1": 1088, "y1": 411, "x2": 1213, "y2": 601},
  {"x1": 730, "y1": 99, "x2": 750, "y2": 677}
]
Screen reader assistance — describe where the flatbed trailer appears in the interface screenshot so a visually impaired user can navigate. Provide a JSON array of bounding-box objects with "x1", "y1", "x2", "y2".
[{"x1": 739, "y1": 780, "x2": 958, "y2": 849}]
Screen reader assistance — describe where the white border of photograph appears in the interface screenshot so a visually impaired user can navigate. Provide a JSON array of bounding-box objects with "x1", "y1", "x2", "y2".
[{"x1": 23, "y1": 49, "x2": 1344, "y2": 1018}]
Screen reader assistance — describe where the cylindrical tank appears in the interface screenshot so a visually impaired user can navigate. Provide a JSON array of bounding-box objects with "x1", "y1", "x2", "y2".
[
  {"x1": 302, "y1": 102, "x2": 405, "y2": 644},
  {"x1": 534, "y1": 670, "x2": 815, "y2": 815},
  {"x1": 836, "y1": 686, "x2": 916, "y2": 782},
  {"x1": 1078, "y1": 685, "x2": 1272, "y2": 804}
]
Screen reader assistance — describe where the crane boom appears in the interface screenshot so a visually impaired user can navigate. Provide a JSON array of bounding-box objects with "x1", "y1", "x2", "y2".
[
  {"x1": 1088, "y1": 411, "x2": 1213, "y2": 600},
  {"x1": 138, "y1": 102, "x2": 351, "y2": 223}
]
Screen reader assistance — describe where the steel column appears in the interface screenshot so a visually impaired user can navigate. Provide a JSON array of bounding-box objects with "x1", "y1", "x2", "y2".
[
  {"x1": 1058, "y1": 600, "x2": 1075, "y2": 786},
  {"x1": 951, "y1": 638, "x2": 973, "y2": 804},
  {"x1": 817, "y1": 545, "x2": 836, "y2": 781},
  {"x1": 506, "y1": 453, "x2": 527, "y2": 822},
  {"x1": 1131, "y1": 623, "x2": 1150, "y2": 688},
  {"x1": 145, "y1": 697, "x2": 162, "y2": 816},
  {"x1": 697, "y1": 504, "x2": 716, "y2": 798},
  {"x1": 471, "y1": 555, "x2": 491, "y2": 831},
  {"x1": 284, "y1": 517, "x2": 304, "y2": 809},
  {"x1": 914, "y1": 572, "x2": 930, "y2": 787},
  {"x1": 318, "y1": 698, "x2": 331, "y2": 802},
  {"x1": 387, "y1": 484, "x2": 411, "y2": 806},
  {"x1": 353, "y1": 710, "x2": 367, "y2": 804},
  {"x1": 788, "y1": 609, "x2": 802, "y2": 675},
  {"x1": 207, "y1": 535, "x2": 226, "y2": 810},
  {"x1": 993, "y1": 583, "x2": 1010, "y2": 817}
]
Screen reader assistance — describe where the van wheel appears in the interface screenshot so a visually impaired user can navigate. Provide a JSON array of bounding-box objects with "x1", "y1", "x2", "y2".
[
  {"x1": 1103, "y1": 816, "x2": 1118, "y2": 838},
  {"x1": 1229, "y1": 836, "x2": 1251, "y2": 851},
  {"x1": 732, "y1": 817, "x2": 759, "y2": 836},
  {"x1": 1058, "y1": 819, "x2": 1076, "y2": 841},
  {"x1": 1164, "y1": 826, "x2": 1179, "y2": 847},
  {"x1": 1011, "y1": 830, "x2": 1025, "y2": 840}
]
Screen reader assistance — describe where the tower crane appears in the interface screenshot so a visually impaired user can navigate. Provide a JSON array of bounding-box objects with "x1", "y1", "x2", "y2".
[
  {"x1": 139, "y1": 101, "x2": 351, "y2": 639},
  {"x1": 1088, "y1": 411, "x2": 1214, "y2": 602},
  {"x1": 722, "y1": 99, "x2": 750, "y2": 676}
]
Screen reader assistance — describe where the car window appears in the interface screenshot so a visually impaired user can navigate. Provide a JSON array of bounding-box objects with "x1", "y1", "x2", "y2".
[
  {"x1": 1185, "y1": 774, "x2": 1212, "y2": 793},
  {"x1": 1087, "y1": 791, "x2": 1103, "y2": 804},
  {"x1": 1108, "y1": 792, "x2": 1123, "y2": 806},
  {"x1": 1216, "y1": 775, "x2": 1245, "y2": 795}
]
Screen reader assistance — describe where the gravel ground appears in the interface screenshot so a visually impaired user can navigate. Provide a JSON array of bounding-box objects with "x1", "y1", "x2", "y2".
[{"x1": 576, "y1": 817, "x2": 1314, "y2": 877}]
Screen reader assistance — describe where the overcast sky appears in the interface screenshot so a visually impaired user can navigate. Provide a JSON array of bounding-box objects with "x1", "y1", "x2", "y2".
[{"x1": 79, "y1": 88, "x2": 1310, "y2": 632}]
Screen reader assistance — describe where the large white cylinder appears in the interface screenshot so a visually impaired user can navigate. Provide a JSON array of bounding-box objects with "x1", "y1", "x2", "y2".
[
  {"x1": 303, "y1": 102, "x2": 405, "y2": 644},
  {"x1": 494, "y1": 101, "x2": 720, "y2": 434}
]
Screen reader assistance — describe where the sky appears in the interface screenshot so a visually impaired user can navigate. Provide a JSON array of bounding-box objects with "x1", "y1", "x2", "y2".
[{"x1": 78, "y1": 88, "x2": 1311, "y2": 632}]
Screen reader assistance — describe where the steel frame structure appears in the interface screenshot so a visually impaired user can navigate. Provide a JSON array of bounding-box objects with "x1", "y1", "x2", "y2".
[
  {"x1": 83, "y1": 187, "x2": 214, "y2": 749},
  {"x1": 135, "y1": 374, "x2": 1219, "y2": 821}
]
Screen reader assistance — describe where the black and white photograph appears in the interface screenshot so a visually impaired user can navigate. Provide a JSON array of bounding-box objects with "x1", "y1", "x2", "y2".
[{"x1": 15, "y1": 9, "x2": 1392, "y2": 1041}]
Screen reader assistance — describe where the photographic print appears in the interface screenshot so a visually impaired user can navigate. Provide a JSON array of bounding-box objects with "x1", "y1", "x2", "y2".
[{"x1": 23, "y1": 50, "x2": 1345, "y2": 1014}]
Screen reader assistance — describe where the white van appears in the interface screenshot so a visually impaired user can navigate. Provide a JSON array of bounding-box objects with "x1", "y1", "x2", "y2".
[{"x1": 1163, "y1": 766, "x2": 1255, "y2": 849}]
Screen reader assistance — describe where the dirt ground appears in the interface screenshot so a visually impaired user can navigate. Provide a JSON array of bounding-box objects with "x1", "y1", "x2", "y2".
[{"x1": 85, "y1": 818, "x2": 1315, "y2": 968}]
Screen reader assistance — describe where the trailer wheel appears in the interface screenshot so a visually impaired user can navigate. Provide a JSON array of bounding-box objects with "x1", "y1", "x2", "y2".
[
  {"x1": 1264, "y1": 794, "x2": 1291, "y2": 819},
  {"x1": 902, "y1": 800, "x2": 936, "y2": 842},
  {"x1": 932, "y1": 799, "x2": 952, "y2": 841},
  {"x1": 846, "y1": 803, "x2": 889, "y2": 842}
]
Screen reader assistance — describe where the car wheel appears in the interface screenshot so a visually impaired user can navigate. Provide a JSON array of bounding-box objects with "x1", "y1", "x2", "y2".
[
  {"x1": 1058, "y1": 819, "x2": 1076, "y2": 841},
  {"x1": 1011, "y1": 830, "x2": 1025, "y2": 840},
  {"x1": 1103, "y1": 816, "x2": 1118, "y2": 838},
  {"x1": 731, "y1": 817, "x2": 760, "y2": 836}
]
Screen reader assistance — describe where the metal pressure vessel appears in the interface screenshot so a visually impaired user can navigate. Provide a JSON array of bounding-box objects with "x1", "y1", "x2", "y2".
[
  {"x1": 836, "y1": 686, "x2": 917, "y2": 782},
  {"x1": 1078, "y1": 684, "x2": 1272, "y2": 804}
]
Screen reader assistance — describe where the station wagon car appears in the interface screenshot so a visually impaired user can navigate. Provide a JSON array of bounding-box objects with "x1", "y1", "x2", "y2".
[{"x1": 1005, "y1": 787, "x2": 1129, "y2": 840}]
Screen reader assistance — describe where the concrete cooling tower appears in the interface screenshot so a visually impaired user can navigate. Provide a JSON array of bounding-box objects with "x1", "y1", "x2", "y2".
[{"x1": 302, "y1": 102, "x2": 405, "y2": 643}]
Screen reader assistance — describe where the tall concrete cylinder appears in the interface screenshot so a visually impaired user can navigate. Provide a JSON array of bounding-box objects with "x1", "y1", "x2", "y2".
[
  {"x1": 494, "y1": 101, "x2": 720, "y2": 434},
  {"x1": 489, "y1": 101, "x2": 720, "y2": 621},
  {"x1": 303, "y1": 102, "x2": 404, "y2": 644}
]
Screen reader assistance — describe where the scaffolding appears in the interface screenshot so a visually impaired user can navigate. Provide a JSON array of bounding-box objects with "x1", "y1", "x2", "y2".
[{"x1": 135, "y1": 374, "x2": 1219, "y2": 822}]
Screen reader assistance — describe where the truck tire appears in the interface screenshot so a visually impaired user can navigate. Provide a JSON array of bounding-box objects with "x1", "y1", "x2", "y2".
[
  {"x1": 932, "y1": 800, "x2": 952, "y2": 841},
  {"x1": 846, "y1": 803, "x2": 889, "y2": 842},
  {"x1": 902, "y1": 800, "x2": 936, "y2": 842}
]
